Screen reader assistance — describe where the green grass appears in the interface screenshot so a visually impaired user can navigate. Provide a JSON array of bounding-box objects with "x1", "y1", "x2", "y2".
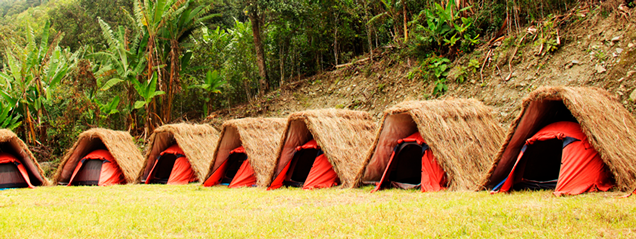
[{"x1": 1, "y1": 185, "x2": 635, "y2": 238}]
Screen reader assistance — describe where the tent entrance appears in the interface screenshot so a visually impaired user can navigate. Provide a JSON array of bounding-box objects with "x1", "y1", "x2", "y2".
[
  {"x1": 512, "y1": 139, "x2": 563, "y2": 190},
  {"x1": 387, "y1": 142, "x2": 423, "y2": 188},
  {"x1": 284, "y1": 148, "x2": 320, "y2": 187},
  {"x1": 148, "y1": 154, "x2": 178, "y2": 184},
  {"x1": 0, "y1": 163, "x2": 28, "y2": 188},
  {"x1": 221, "y1": 152, "x2": 248, "y2": 184},
  {"x1": 71, "y1": 159, "x2": 104, "y2": 186}
]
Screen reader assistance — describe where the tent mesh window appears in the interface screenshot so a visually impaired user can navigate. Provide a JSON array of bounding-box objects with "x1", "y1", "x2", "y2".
[
  {"x1": 221, "y1": 152, "x2": 248, "y2": 184},
  {"x1": 512, "y1": 139, "x2": 563, "y2": 190},
  {"x1": 71, "y1": 159, "x2": 104, "y2": 186},
  {"x1": 0, "y1": 163, "x2": 28, "y2": 188},
  {"x1": 388, "y1": 142, "x2": 423, "y2": 186},
  {"x1": 285, "y1": 148, "x2": 320, "y2": 187},
  {"x1": 149, "y1": 154, "x2": 178, "y2": 184}
]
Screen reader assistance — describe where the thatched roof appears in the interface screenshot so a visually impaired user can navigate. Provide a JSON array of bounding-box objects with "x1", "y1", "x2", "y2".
[
  {"x1": 0, "y1": 129, "x2": 49, "y2": 186},
  {"x1": 205, "y1": 118, "x2": 286, "y2": 187},
  {"x1": 268, "y1": 109, "x2": 377, "y2": 188},
  {"x1": 138, "y1": 123, "x2": 220, "y2": 183},
  {"x1": 482, "y1": 86, "x2": 636, "y2": 191},
  {"x1": 53, "y1": 128, "x2": 143, "y2": 184},
  {"x1": 355, "y1": 99, "x2": 505, "y2": 190}
]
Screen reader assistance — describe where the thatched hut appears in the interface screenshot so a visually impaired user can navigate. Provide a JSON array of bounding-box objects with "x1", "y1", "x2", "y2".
[
  {"x1": 138, "y1": 123, "x2": 220, "y2": 184},
  {"x1": 268, "y1": 109, "x2": 377, "y2": 189},
  {"x1": 0, "y1": 129, "x2": 49, "y2": 187},
  {"x1": 355, "y1": 100, "x2": 505, "y2": 191},
  {"x1": 482, "y1": 86, "x2": 636, "y2": 194},
  {"x1": 203, "y1": 118, "x2": 286, "y2": 188},
  {"x1": 53, "y1": 128, "x2": 143, "y2": 185}
]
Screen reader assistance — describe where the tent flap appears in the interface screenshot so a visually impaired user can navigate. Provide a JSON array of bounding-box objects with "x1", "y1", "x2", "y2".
[
  {"x1": 303, "y1": 154, "x2": 339, "y2": 189},
  {"x1": 228, "y1": 159, "x2": 257, "y2": 188}
]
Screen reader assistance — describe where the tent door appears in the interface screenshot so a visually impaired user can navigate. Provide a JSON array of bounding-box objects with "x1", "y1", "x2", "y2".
[
  {"x1": 0, "y1": 163, "x2": 28, "y2": 189},
  {"x1": 512, "y1": 139, "x2": 563, "y2": 190},
  {"x1": 71, "y1": 159, "x2": 104, "y2": 186},
  {"x1": 149, "y1": 154, "x2": 178, "y2": 184},
  {"x1": 221, "y1": 152, "x2": 248, "y2": 184},
  {"x1": 284, "y1": 148, "x2": 320, "y2": 187},
  {"x1": 388, "y1": 142, "x2": 423, "y2": 187}
]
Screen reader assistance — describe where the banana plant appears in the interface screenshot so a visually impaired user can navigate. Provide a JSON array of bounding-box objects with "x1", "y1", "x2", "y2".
[
  {"x1": 90, "y1": 17, "x2": 148, "y2": 129},
  {"x1": 0, "y1": 21, "x2": 77, "y2": 143},
  {"x1": 133, "y1": 73, "x2": 165, "y2": 110},
  {"x1": 189, "y1": 70, "x2": 226, "y2": 116},
  {"x1": 0, "y1": 102, "x2": 22, "y2": 131},
  {"x1": 131, "y1": 72, "x2": 165, "y2": 136}
]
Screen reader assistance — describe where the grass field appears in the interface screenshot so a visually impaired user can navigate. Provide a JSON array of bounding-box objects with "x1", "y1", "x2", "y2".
[{"x1": 1, "y1": 185, "x2": 635, "y2": 238}]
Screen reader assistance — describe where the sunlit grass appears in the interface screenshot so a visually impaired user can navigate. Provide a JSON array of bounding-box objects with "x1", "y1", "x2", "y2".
[{"x1": 1, "y1": 185, "x2": 635, "y2": 238}]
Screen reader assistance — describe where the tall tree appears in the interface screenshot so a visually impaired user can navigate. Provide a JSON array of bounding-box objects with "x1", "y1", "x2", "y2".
[{"x1": 244, "y1": 0, "x2": 269, "y2": 96}]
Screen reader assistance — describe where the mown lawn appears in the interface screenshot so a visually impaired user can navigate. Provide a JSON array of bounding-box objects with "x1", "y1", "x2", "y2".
[{"x1": 0, "y1": 185, "x2": 635, "y2": 238}]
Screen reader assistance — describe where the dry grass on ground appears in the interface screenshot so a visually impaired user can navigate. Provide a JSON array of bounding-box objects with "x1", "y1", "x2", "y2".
[{"x1": 1, "y1": 185, "x2": 635, "y2": 238}]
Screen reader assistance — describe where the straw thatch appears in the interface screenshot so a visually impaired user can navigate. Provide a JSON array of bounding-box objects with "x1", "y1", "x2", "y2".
[
  {"x1": 482, "y1": 86, "x2": 636, "y2": 191},
  {"x1": 53, "y1": 128, "x2": 143, "y2": 184},
  {"x1": 268, "y1": 109, "x2": 377, "y2": 188},
  {"x1": 138, "y1": 123, "x2": 220, "y2": 183},
  {"x1": 354, "y1": 99, "x2": 505, "y2": 190},
  {"x1": 0, "y1": 129, "x2": 49, "y2": 186},
  {"x1": 204, "y1": 118, "x2": 286, "y2": 187}
]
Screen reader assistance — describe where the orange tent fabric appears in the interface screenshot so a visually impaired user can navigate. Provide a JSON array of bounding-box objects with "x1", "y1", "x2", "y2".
[
  {"x1": 228, "y1": 159, "x2": 257, "y2": 188},
  {"x1": 167, "y1": 156, "x2": 197, "y2": 185},
  {"x1": 0, "y1": 153, "x2": 34, "y2": 189},
  {"x1": 268, "y1": 161, "x2": 291, "y2": 190},
  {"x1": 371, "y1": 132, "x2": 446, "y2": 192},
  {"x1": 68, "y1": 150, "x2": 125, "y2": 186},
  {"x1": 203, "y1": 159, "x2": 228, "y2": 187},
  {"x1": 303, "y1": 153, "x2": 339, "y2": 189},
  {"x1": 268, "y1": 140, "x2": 339, "y2": 190},
  {"x1": 146, "y1": 144, "x2": 198, "y2": 185},
  {"x1": 495, "y1": 121, "x2": 614, "y2": 195}
]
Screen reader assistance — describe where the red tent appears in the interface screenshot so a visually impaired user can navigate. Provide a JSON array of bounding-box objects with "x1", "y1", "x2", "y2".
[
  {"x1": 269, "y1": 140, "x2": 339, "y2": 190},
  {"x1": 68, "y1": 149, "x2": 125, "y2": 186},
  {"x1": 203, "y1": 146, "x2": 257, "y2": 188},
  {"x1": 492, "y1": 121, "x2": 614, "y2": 195},
  {"x1": 145, "y1": 144, "x2": 197, "y2": 185},
  {"x1": 0, "y1": 153, "x2": 35, "y2": 189},
  {"x1": 371, "y1": 132, "x2": 446, "y2": 192}
]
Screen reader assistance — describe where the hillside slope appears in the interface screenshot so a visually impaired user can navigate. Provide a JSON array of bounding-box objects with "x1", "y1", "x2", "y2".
[{"x1": 207, "y1": 8, "x2": 636, "y2": 130}]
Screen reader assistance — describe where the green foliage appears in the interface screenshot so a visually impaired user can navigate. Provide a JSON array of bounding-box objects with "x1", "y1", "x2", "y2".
[
  {"x1": 48, "y1": 0, "x2": 134, "y2": 51},
  {"x1": 429, "y1": 56, "x2": 450, "y2": 96},
  {"x1": 0, "y1": 20, "x2": 79, "y2": 143},
  {"x1": 410, "y1": 2, "x2": 475, "y2": 57},
  {"x1": 415, "y1": 55, "x2": 450, "y2": 96},
  {"x1": 0, "y1": 101, "x2": 22, "y2": 130},
  {"x1": 189, "y1": 70, "x2": 226, "y2": 116},
  {"x1": 132, "y1": 73, "x2": 165, "y2": 110}
]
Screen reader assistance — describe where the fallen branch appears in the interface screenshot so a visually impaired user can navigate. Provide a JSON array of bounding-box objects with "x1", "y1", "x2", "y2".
[
  {"x1": 505, "y1": 33, "x2": 528, "y2": 81},
  {"x1": 480, "y1": 49, "x2": 493, "y2": 84},
  {"x1": 335, "y1": 57, "x2": 370, "y2": 69}
]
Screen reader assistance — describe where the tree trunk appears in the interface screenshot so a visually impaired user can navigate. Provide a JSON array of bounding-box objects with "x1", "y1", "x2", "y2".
[
  {"x1": 279, "y1": 38, "x2": 286, "y2": 87},
  {"x1": 248, "y1": 10, "x2": 268, "y2": 97},
  {"x1": 403, "y1": 3, "x2": 408, "y2": 43},
  {"x1": 333, "y1": 15, "x2": 339, "y2": 66},
  {"x1": 363, "y1": 0, "x2": 373, "y2": 61},
  {"x1": 164, "y1": 40, "x2": 181, "y2": 124}
]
